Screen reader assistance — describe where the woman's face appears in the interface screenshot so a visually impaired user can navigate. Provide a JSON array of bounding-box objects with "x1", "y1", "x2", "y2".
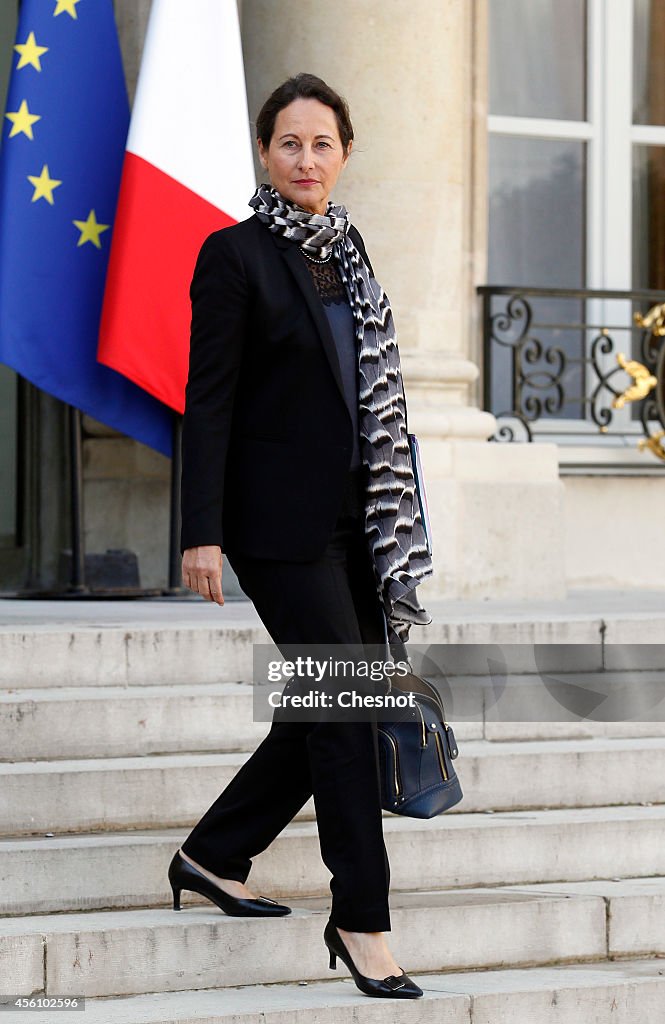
[{"x1": 257, "y1": 97, "x2": 351, "y2": 215}]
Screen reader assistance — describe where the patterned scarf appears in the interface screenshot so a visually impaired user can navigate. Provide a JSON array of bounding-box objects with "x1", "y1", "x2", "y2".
[{"x1": 249, "y1": 184, "x2": 433, "y2": 648}]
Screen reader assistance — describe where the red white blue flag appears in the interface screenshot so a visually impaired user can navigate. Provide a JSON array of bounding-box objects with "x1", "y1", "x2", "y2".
[
  {"x1": 97, "y1": 0, "x2": 255, "y2": 413},
  {"x1": 0, "y1": 0, "x2": 173, "y2": 455}
]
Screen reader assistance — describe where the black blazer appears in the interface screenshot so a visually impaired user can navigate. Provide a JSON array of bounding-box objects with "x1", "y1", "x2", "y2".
[{"x1": 180, "y1": 214, "x2": 375, "y2": 560}]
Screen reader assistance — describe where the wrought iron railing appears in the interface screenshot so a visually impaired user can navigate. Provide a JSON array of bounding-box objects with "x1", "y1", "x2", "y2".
[{"x1": 478, "y1": 285, "x2": 665, "y2": 461}]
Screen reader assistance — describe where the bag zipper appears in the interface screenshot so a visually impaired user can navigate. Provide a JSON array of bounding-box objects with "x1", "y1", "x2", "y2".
[
  {"x1": 434, "y1": 730, "x2": 449, "y2": 781},
  {"x1": 378, "y1": 727, "x2": 402, "y2": 799},
  {"x1": 415, "y1": 700, "x2": 427, "y2": 747}
]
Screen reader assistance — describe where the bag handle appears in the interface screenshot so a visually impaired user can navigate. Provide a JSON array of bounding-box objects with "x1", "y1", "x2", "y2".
[
  {"x1": 378, "y1": 604, "x2": 448, "y2": 719},
  {"x1": 379, "y1": 605, "x2": 411, "y2": 678}
]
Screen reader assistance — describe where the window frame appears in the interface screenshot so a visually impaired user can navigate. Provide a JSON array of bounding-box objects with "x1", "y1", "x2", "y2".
[{"x1": 486, "y1": 0, "x2": 665, "y2": 473}]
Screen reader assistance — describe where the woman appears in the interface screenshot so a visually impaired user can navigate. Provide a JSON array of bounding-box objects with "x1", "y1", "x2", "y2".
[{"x1": 168, "y1": 73, "x2": 432, "y2": 1000}]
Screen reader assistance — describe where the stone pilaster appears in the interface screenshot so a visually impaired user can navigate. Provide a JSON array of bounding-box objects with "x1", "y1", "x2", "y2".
[{"x1": 241, "y1": 0, "x2": 566, "y2": 598}]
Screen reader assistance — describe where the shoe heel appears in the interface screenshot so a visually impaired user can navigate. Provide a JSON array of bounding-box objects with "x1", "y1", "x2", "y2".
[
  {"x1": 328, "y1": 949, "x2": 337, "y2": 970},
  {"x1": 171, "y1": 886, "x2": 181, "y2": 911}
]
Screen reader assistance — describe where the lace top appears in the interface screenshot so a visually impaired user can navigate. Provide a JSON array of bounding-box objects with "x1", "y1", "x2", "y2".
[
  {"x1": 301, "y1": 253, "x2": 348, "y2": 305},
  {"x1": 301, "y1": 251, "x2": 362, "y2": 470}
]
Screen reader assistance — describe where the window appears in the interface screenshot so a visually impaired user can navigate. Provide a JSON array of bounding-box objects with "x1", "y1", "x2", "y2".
[
  {"x1": 486, "y1": 0, "x2": 665, "y2": 467},
  {"x1": 488, "y1": 0, "x2": 588, "y2": 297},
  {"x1": 632, "y1": 0, "x2": 665, "y2": 291}
]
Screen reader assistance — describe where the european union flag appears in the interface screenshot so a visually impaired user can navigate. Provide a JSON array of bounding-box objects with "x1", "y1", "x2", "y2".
[{"x1": 0, "y1": 0, "x2": 172, "y2": 456}]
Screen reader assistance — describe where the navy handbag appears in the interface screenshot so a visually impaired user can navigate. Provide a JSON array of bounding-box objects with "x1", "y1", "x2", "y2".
[{"x1": 377, "y1": 670, "x2": 463, "y2": 818}]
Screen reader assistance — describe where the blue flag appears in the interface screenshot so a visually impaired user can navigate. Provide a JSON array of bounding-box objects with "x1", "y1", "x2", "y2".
[{"x1": 0, "y1": 0, "x2": 172, "y2": 456}]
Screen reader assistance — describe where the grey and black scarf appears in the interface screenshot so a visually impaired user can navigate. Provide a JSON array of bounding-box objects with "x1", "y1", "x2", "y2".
[{"x1": 249, "y1": 184, "x2": 433, "y2": 648}]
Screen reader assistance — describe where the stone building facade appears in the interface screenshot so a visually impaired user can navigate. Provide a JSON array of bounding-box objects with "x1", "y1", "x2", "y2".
[{"x1": 1, "y1": 0, "x2": 664, "y2": 597}]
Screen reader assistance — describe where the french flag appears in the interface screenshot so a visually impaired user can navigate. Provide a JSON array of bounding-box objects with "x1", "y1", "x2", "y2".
[{"x1": 97, "y1": 0, "x2": 255, "y2": 413}]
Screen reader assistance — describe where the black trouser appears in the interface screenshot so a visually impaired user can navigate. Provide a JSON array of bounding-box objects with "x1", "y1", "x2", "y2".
[{"x1": 180, "y1": 469, "x2": 391, "y2": 932}]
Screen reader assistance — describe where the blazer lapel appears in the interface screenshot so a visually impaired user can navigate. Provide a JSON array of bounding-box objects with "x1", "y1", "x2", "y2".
[{"x1": 272, "y1": 235, "x2": 347, "y2": 407}]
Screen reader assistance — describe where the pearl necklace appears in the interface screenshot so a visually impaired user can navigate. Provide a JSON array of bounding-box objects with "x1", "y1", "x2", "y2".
[{"x1": 300, "y1": 247, "x2": 333, "y2": 264}]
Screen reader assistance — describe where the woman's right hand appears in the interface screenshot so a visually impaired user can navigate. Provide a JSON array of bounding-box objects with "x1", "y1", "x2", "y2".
[{"x1": 182, "y1": 546, "x2": 224, "y2": 605}]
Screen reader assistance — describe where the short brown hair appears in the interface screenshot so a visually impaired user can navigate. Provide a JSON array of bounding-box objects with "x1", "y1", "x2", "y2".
[{"x1": 255, "y1": 73, "x2": 354, "y2": 154}]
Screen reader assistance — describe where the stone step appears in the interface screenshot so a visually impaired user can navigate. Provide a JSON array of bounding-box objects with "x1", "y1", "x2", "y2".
[
  {"x1": 0, "y1": 684, "x2": 269, "y2": 761},
  {"x1": 4, "y1": 879, "x2": 664, "y2": 999},
  {"x1": 10, "y1": 958, "x2": 665, "y2": 1024},
  {"x1": 1, "y1": 881, "x2": 644, "y2": 998},
  {"x1": 3, "y1": 592, "x2": 665, "y2": 691},
  {"x1": 3, "y1": 675, "x2": 665, "y2": 762},
  {"x1": 503, "y1": 877, "x2": 665, "y2": 958},
  {"x1": 6, "y1": 603, "x2": 661, "y2": 690},
  {"x1": 2, "y1": 805, "x2": 665, "y2": 916},
  {"x1": 2, "y1": 959, "x2": 664, "y2": 1024},
  {"x1": 1, "y1": 737, "x2": 663, "y2": 836},
  {"x1": 0, "y1": 618, "x2": 266, "y2": 689}
]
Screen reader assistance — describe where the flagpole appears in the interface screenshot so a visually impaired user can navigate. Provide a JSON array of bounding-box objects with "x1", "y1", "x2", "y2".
[
  {"x1": 167, "y1": 411, "x2": 183, "y2": 592},
  {"x1": 67, "y1": 404, "x2": 87, "y2": 593}
]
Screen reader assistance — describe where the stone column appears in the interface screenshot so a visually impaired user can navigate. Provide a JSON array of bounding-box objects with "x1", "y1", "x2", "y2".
[
  {"x1": 241, "y1": 0, "x2": 565, "y2": 598},
  {"x1": 115, "y1": 0, "x2": 152, "y2": 104}
]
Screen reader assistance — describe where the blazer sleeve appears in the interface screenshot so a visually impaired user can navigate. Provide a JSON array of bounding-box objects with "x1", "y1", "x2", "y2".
[{"x1": 180, "y1": 229, "x2": 248, "y2": 554}]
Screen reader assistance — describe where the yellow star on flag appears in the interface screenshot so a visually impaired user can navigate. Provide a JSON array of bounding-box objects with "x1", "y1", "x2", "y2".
[
  {"x1": 73, "y1": 210, "x2": 109, "y2": 249},
  {"x1": 4, "y1": 99, "x2": 41, "y2": 140},
  {"x1": 14, "y1": 32, "x2": 49, "y2": 71},
  {"x1": 54, "y1": 0, "x2": 83, "y2": 18},
  {"x1": 27, "y1": 165, "x2": 62, "y2": 205}
]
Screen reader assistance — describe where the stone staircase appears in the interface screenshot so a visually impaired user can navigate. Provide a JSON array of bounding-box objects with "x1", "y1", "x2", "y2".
[{"x1": 0, "y1": 595, "x2": 664, "y2": 1022}]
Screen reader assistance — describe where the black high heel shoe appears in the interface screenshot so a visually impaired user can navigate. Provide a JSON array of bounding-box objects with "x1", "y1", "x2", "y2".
[
  {"x1": 168, "y1": 850, "x2": 291, "y2": 917},
  {"x1": 323, "y1": 919, "x2": 423, "y2": 999}
]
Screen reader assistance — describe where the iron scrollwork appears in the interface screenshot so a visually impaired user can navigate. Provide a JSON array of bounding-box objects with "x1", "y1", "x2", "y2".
[
  {"x1": 633, "y1": 302, "x2": 665, "y2": 460},
  {"x1": 480, "y1": 287, "x2": 665, "y2": 459}
]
